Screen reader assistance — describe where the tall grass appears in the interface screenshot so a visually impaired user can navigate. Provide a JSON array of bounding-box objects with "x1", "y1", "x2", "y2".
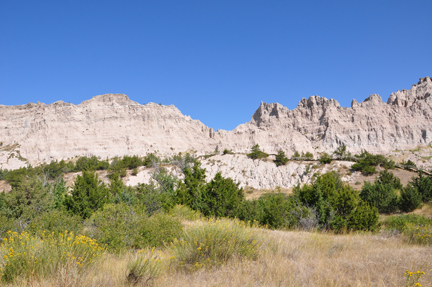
[
  {"x1": 126, "y1": 248, "x2": 169, "y2": 285},
  {"x1": 383, "y1": 214, "x2": 432, "y2": 245},
  {"x1": 170, "y1": 218, "x2": 263, "y2": 270},
  {"x1": 0, "y1": 231, "x2": 104, "y2": 283}
]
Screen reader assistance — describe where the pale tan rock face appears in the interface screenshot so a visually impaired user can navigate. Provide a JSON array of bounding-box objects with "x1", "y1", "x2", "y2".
[{"x1": 1, "y1": 77, "x2": 432, "y2": 172}]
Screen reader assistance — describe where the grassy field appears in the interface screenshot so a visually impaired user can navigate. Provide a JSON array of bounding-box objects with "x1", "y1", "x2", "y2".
[{"x1": 3, "y1": 219, "x2": 431, "y2": 287}]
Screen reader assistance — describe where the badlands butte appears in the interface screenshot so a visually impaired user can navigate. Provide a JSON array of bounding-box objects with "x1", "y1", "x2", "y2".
[{"x1": 1, "y1": 77, "x2": 432, "y2": 190}]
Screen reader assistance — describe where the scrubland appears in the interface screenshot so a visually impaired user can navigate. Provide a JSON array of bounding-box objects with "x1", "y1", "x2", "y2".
[
  {"x1": 1, "y1": 153, "x2": 432, "y2": 286},
  {"x1": 3, "y1": 219, "x2": 431, "y2": 287}
]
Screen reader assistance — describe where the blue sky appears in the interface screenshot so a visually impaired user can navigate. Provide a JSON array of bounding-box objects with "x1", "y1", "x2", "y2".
[{"x1": 1, "y1": 1, "x2": 431, "y2": 130}]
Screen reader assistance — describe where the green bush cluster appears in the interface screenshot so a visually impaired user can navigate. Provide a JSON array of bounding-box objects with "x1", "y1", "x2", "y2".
[
  {"x1": 319, "y1": 152, "x2": 332, "y2": 164},
  {"x1": 359, "y1": 170, "x2": 432, "y2": 214},
  {"x1": 383, "y1": 214, "x2": 432, "y2": 245},
  {"x1": 222, "y1": 149, "x2": 234, "y2": 155},
  {"x1": 0, "y1": 230, "x2": 104, "y2": 283},
  {"x1": 235, "y1": 172, "x2": 380, "y2": 232},
  {"x1": 170, "y1": 218, "x2": 262, "y2": 270},
  {"x1": 274, "y1": 150, "x2": 289, "y2": 166},
  {"x1": 247, "y1": 144, "x2": 269, "y2": 160},
  {"x1": 176, "y1": 162, "x2": 244, "y2": 218},
  {"x1": 85, "y1": 204, "x2": 182, "y2": 253},
  {"x1": 351, "y1": 150, "x2": 395, "y2": 175}
]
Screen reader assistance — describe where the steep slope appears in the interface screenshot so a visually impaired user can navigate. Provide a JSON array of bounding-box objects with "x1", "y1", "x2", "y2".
[
  {"x1": 0, "y1": 94, "x2": 216, "y2": 168},
  {"x1": 1, "y1": 77, "x2": 432, "y2": 170},
  {"x1": 216, "y1": 77, "x2": 432, "y2": 155}
]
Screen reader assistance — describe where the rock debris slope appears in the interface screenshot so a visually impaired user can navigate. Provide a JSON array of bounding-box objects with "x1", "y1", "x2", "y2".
[{"x1": 1, "y1": 77, "x2": 432, "y2": 171}]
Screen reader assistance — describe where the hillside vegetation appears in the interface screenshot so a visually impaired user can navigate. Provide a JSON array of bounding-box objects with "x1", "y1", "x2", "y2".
[{"x1": 0, "y1": 153, "x2": 431, "y2": 286}]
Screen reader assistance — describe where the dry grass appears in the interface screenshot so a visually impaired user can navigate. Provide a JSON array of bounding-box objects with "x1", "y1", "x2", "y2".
[
  {"x1": 413, "y1": 203, "x2": 432, "y2": 219},
  {"x1": 156, "y1": 231, "x2": 432, "y2": 287},
  {"x1": 6, "y1": 228, "x2": 432, "y2": 287},
  {"x1": 245, "y1": 187, "x2": 293, "y2": 200}
]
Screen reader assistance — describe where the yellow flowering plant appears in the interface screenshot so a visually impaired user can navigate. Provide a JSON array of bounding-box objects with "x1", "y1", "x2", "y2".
[
  {"x1": 0, "y1": 230, "x2": 105, "y2": 283},
  {"x1": 405, "y1": 270, "x2": 426, "y2": 287},
  {"x1": 170, "y1": 218, "x2": 263, "y2": 270}
]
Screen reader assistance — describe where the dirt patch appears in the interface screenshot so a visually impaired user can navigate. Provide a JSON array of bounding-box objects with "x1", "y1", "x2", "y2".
[
  {"x1": 348, "y1": 167, "x2": 417, "y2": 191},
  {"x1": 0, "y1": 180, "x2": 11, "y2": 193},
  {"x1": 245, "y1": 186, "x2": 293, "y2": 200}
]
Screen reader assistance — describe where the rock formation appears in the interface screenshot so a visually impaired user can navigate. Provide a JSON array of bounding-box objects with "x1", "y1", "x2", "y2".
[{"x1": 1, "y1": 77, "x2": 432, "y2": 171}]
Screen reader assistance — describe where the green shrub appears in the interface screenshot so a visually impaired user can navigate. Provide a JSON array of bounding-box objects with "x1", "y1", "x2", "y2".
[
  {"x1": 126, "y1": 249, "x2": 167, "y2": 284},
  {"x1": 383, "y1": 214, "x2": 432, "y2": 232},
  {"x1": 333, "y1": 144, "x2": 347, "y2": 158},
  {"x1": 35, "y1": 160, "x2": 69, "y2": 180},
  {"x1": 176, "y1": 162, "x2": 207, "y2": 209},
  {"x1": 0, "y1": 216, "x2": 18, "y2": 240},
  {"x1": 233, "y1": 199, "x2": 264, "y2": 225},
  {"x1": 132, "y1": 167, "x2": 138, "y2": 176},
  {"x1": 351, "y1": 150, "x2": 395, "y2": 175},
  {"x1": 301, "y1": 151, "x2": 314, "y2": 159},
  {"x1": 319, "y1": 152, "x2": 332, "y2": 164},
  {"x1": 257, "y1": 193, "x2": 300, "y2": 229},
  {"x1": 135, "y1": 182, "x2": 166, "y2": 215},
  {"x1": 274, "y1": 150, "x2": 289, "y2": 167},
  {"x1": 399, "y1": 185, "x2": 422, "y2": 212},
  {"x1": 292, "y1": 151, "x2": 301, "y2": 159},
  {"x1": 52, "y1": 179, "x2": 68, "y2": 210},
  {"x1": 199, "y1": 172, "x2": 244, "y2": 218},
  {"x1": 409, "y1": 172, "x2": 432, "y2": 203},
  {"x1": 0, "y1": 231, "x2": 104, "y2": 283},
  {"x1": 294, "y1": 172, "x2": 380, "y2": 232},
  {"x1": 86, "y1": 204, "x2": 182, "y2": 252},
  {"x1": 2, "y1": 175, "x2": 55, "y2": 220},
  {"x1": 122, "y1": 155, "x2": 143, "y2": 169},
  {"x1": 169, "y1": 204, "x2": 202, "y2": 221},
  {"x1": 74, "y1": 156, "x2": 109, "y2": 172},
  {"x1": 64, "y1": 170, "x2": 110, "y2": 219},
  {"x1": 359, "y1": 181, "x2": 399, "y2": 214},
  {"x1": 377, "y1": 170, "x2": 403, "y2": 190},
  {"x1": 347, "y1": 201, "x2": 380, "y2": 232},
  {"x1": 4, "y1": 167, "x2": 36, "y2": 189},
  {"x1": 143, "y1": 153, "x2": 160, "y2": 167},
  {"x1": 170, "y1": 218, "x2": 262, "y2": 270},
  {"x1": 247, "y1": 144, "x2": 269, "y2": 160},
  {"x1": 0, "y1": 169, "x2": 7, "y2": 181},
  {"x1": 404, "y1": 223, "x2": 432, "y2": 245},
  {"x1": 361, "y1": 165, "x2": 377, "y2": 175},
  {"x1": 85, "y1": 203, "x2": 145, "y2": 252},
  {"x1": 27, "y1": 210, "x2": 83, "y2": 236},
  {"x1": 135, "y1": 213, "x2": 182, "y2": 249},
  {"x1": 401, "y1": 159, "x2": 417, "y2": 169},
  {"x1": 222, "y1": 149, "x2": 234, "y2": 155},
  {"x1": 107, "y1": 157, "x2": 127, "y2": 179}
]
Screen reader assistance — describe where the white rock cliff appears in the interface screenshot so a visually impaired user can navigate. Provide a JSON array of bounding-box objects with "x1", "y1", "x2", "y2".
[{"x1": 1, "y1": 77, "x2": 432, "y2": 174}]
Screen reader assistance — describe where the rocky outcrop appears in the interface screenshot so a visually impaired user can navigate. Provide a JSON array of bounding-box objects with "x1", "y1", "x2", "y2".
[
  {"x1": 1, "y1": 77, "x2": 432, "y2": 171},
  {"x1": 216, "y1": 77, "x2": 432, "y2": 156}
]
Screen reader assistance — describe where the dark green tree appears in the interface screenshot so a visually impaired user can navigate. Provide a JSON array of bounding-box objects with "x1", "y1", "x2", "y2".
[
  {"x1": 377, "y1": 170, "x2": 403, "y2": 190},
  {"x1": 274, "y1": 150, "x2": 289, "y2": 167},
  {"x1": 359, "y1": 181, "x2": 398, "y2": 214},
  {"x1": 333, "y1": 144, "x2": 347, "y2": 158},
  {"x1": 247, "y1": 144, "x2": 269, "y2": 160},
  {"x1": 347, "y1": 201, "x2": 380, "y2": 232},
  {"x1": 409, "y1": 172, "x2": 432, "y2": 203},
  {"x1": 200, "y1": 172, "x2": 244, "y2": 217},
  {"x1": 398, "y1": 184, "x2": 422, "y2": 212},
  {"x1": 64, "y1": 171, "x2": 110, "y2": 219},
  {"x1": 176, "y1": 161, "x2": 207, "y2": 209},
  {"x1": 292, "y1": 151, "x2": 301, "y2": 159},
  {"x1": 319, "y1": 152, "x2": 332, "y2": 164},
  {"x1": 3, "y1": 175, "x2": 54, "y2": 220}
]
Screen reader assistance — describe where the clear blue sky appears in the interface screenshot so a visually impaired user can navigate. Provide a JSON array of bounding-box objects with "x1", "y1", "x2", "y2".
[{"x1": 1, "y1": 1, "x2": 431, "y2": 130}]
